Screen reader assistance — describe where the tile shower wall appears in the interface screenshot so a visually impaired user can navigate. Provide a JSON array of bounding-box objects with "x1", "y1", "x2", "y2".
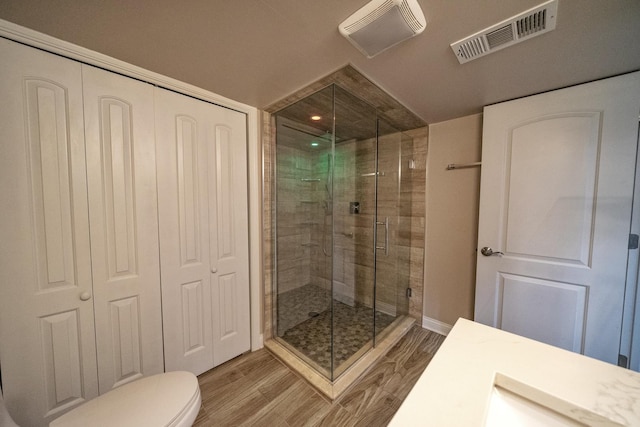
[
  {"x1": 331, "y1": 139, "x2": 359, "y2": 307},
  {"x1": 272, "y1": 146, "x2": 330, "y2": 289},
  {"x1": 274, "y1": 143, "x2": 312, "y2": 295},
  {"x1": 308, "y1": 149, "x2": 333, "y2": 294},
  {"x1": 262, "y1": 110, "x2": 274, "y2": 340},
  {"x1": 263, "y1": 112, "x2": 428, "y2": 339}
]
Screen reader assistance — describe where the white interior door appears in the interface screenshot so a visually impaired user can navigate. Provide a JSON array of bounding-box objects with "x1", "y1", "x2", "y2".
[
  {"x1": 156, "y1": 88, "x2": 251, "y2": 374},
  {"x1": 475, "y1": 72, "x2": 640, "y2": 364},
  {"x1": 82, "y1": 65, "x2": 164, "y2": 392},
  {"x1": 0, "y1": 39, "x2": 99, "y2": 427}
]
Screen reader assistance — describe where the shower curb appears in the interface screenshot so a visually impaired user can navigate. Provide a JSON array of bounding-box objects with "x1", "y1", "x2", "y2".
[{"x1": 264, "y1": 316, "x2": 416, "y2": 400}]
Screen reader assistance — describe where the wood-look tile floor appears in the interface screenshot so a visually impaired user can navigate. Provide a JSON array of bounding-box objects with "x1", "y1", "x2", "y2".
[{"x1": 194, "y1": 325, "x2": 445, "y2": 427}]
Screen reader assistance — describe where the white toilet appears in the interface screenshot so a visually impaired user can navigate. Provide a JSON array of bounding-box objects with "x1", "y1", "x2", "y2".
[
  {"x1": 51, "y1": 371, "x2": 201, "y2": 427},
  {"x1": 0, "y1": 371, "x2": 201, "y2": 427}
]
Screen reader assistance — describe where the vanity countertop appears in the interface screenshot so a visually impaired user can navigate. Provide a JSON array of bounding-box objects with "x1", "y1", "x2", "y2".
[{"x1": 389, "y1": 318, "x2": 640, "y2": 426}]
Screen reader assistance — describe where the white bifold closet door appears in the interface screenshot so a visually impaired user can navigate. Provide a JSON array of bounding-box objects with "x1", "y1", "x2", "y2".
[
  {"x1": 0, "y1": 38, "x2": 163, "y2": 427},
  {"x1": 0, "y1": 37, "x2": 99, "y2": 427},
  {"x1": 82, "y1": 65, "x2": 164, "y2": 392},
  {"x1": 155, "y1": 87, "x2": 251, "y2": 375}
]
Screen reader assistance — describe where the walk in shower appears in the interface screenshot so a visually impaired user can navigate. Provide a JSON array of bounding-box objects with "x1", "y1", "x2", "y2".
[{"x1": 272, "y1": 84, "x2": 413, "y2": 382}]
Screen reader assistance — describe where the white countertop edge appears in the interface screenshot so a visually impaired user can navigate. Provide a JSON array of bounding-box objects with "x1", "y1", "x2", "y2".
[{"x1": 389, "y1": 318, "x2": 640, "y2": 426}]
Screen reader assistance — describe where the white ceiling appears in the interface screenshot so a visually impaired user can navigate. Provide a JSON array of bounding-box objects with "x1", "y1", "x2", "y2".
[{"x1": 1, "y1": 0, "x2": 639, "y2": 124}]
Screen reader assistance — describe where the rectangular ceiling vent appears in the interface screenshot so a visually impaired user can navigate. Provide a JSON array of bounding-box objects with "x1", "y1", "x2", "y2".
[{"x1": 450, "y1": 0, "x2": 558, "y2": 64}]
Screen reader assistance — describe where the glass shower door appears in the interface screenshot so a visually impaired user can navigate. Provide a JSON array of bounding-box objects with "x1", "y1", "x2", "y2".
[{"x1": 374, "y1": 121, "x2": 408, "y2": 341}]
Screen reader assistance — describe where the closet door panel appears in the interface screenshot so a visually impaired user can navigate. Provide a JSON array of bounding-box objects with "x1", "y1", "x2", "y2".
[
  {"x1": 82, "y1": 65, "x2": 164, "y2": 393},
  {"x1": 157, "y1": 87, "x2": 250, "y2": 373},
  {"x1": 155, "y1": 88, "x2": 214, "y2": 375},
  {"x1": 209, "y1": 111, "x2": 251, "y2": 366},
  {"x1": 0, "y1": 38, "x2": 98, "y2": 427}
]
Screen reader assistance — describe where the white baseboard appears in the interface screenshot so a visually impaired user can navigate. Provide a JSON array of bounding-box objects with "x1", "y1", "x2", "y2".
[
  {"x1": 252, "y1": 333, "x2": 264, "y2": 351},
  {"x1": 422, "y1": 316, "x2": 453, "y2": 336}
]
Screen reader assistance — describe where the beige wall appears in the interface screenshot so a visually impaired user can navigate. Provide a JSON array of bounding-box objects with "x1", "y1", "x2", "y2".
[{"x1": 423, "y1": 113, "x2": 482, "y2": 327}]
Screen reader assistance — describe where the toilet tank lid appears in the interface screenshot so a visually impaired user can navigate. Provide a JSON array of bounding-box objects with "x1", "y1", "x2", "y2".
[{"x1": 50, "y1": 371, "x2": 200, "y2": 427}]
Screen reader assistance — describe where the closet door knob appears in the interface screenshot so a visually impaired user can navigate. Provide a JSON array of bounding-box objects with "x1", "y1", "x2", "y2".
[
  {"x1": 211, "y1": 268, "x2": 218, "y2": 274},
  {"x1": 80, "y1": 292, "x2": 92, "y2": 301}
]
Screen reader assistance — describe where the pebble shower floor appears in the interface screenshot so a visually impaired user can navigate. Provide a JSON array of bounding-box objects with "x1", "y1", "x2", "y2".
[{"x1": 278, "y1": 284, "x2": 395, "y2": 373}]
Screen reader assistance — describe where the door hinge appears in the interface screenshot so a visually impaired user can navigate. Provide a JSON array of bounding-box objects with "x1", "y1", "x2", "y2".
[
  {"x1": 618, "y1": 354, "x2": 629, "y2": 368},
  {"x1": 629, "y1": 234, "x2": 639, "y2": 250},
  {"x1": 406, "y1": 288, "x2": 412, "y2": 298}
]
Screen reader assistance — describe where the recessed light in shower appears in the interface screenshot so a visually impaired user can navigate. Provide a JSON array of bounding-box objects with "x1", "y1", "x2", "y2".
[
  {"x1": 311, "y1": 115, "x2": 322, "y2": 121},
  {"x1": 311, "y1": 142, "x2": 319, "y2": 147}
]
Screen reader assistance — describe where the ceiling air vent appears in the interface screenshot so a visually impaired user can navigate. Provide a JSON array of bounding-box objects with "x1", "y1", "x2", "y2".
[
  {"x1": 486, "y1": 25, "x2": 514, "y2": 49},
  {"x1": 450, "y1": 0, "x2": 558, "y2": 64}
]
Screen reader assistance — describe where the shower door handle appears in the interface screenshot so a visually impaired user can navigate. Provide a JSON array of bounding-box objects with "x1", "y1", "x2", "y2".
[{"x1": 376, "y1": 217, "x2": 389, "y2": 256}]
